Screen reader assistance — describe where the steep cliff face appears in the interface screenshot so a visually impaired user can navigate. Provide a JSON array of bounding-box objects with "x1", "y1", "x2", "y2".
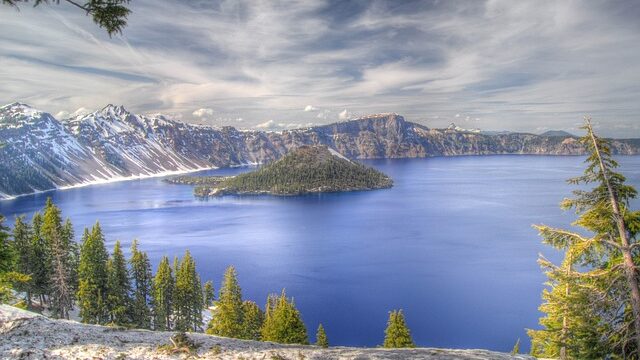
[{"x1": 0, "y1": 103, "x2": 638, "y2": 199}]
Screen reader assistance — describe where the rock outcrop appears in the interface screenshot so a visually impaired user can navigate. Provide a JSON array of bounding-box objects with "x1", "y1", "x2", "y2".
[{"x1": 0, "y1": 305, "x2": 534, "y2": 360}]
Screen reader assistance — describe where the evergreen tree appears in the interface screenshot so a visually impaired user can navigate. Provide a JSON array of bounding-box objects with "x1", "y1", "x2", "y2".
[
  {"x1": 62, "y1": 219, "x2": 80, "y2": 296},
  {"x1": 383, "y1": 310, "x2": 415, "y2": 348},
  {"x1": 511, "y1": 338, "x2": 520, "y2": 355},
  {"x1": 152, "y1": 256, "x2": 174, "y2": 330},
  {"x1": 174, "y1": 250, "x2": 203, "y2": 332},
  {"x1": 203, "y1": 280, "x2": 214, "y2": 308},
  {"x1": 530, "y1": 120, "x2": 640, "y2": 358},
  {"x1": 106, "y1": 240, "x2": 131, "y2": 325},
  {"x1": 315, "y1": 323, "x2": 329, "y2": 348},
  {"x1": 260, "y1": 289, "x2": 308, "y2": 345},
  {"x1": 0, "y1": 214, "x2": 17, "y2": 303},
  {"x1": 30, "y1": 212, "x2": 51, "y2": 307},
  {"x1": 129, "y1": 240, "x2": 152, "y2": 329},
  {"x1": 241, "y1": 300, "x2": 264, "y2": 340},
  {"x1": 77, "y1": 223, "x2": 109, "y2": 324},
  {"x1": 207, "y1": 265, "x2": 244, "y2": 337},
  {"x1": 42, "y1": 198, "x2": 73, "y2": 319},
  {"x1": 3, "y1": 0, "x2": 132, "y2": 36},
  {"x1": 11, "y1": 216, "x2": 33, "y2": 307}
]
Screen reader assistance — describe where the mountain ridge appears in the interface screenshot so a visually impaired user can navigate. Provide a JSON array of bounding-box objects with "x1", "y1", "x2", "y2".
[{"x1": 1, "y1": 102, "x2": 639, "y2": 199}]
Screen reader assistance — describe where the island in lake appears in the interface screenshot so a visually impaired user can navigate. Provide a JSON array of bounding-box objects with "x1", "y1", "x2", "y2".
[{"x1": 167, "y1": 145, "x2": 393, "y2": 197}]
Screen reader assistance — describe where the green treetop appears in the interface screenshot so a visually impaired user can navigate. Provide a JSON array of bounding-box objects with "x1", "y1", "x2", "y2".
[
  {"x1": 207, "y1": 265, "x2": 244, "y2": 338},
  {"x1": 129, "y1": 240, "x2": 152, "y2": 329},
  {"x1": 174, "y1": 250, "x2": 203, "y2": 332},
  {"x1": 383, "y1": 310, "x2": 415, "y2": 348},
  {"x1": 241, "y1": 300, "x2": 264, "y2": 341},
  {"x1": 77, "y1": 222, "x2": 109, "y2": 324},
  {"x1": 203, "y1": 280, "x2": 215, "y2": 308},
  {"x1": 529, "y1": 120, "x2": 640, "y2": 358},
  {"x1": 11, "y1": 216, "x2": 33, "y2": 307},
  {"x1": 315, "y1": 323, "x2": 329, "y2": 348},
  {"x1": 260, "y1": 289, "x2": 309, "y2": 345},
  {"x1": 42, "y1": 198, "x2": 74, "y2": 319},
  {"x1": 30, "y1": 212, "x2": 51, "y2": 306},
  {"x1": 106, "y1": 240, "x2": 131, "y2": 325},
  {"x1": 152, "y1": 256, "x2": 174, "y2": 331}
]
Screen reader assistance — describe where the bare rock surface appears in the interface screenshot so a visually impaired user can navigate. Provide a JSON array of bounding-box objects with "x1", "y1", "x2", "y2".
[{"x1": 0, "y1": 305, "x2": 534, "y2": 360}]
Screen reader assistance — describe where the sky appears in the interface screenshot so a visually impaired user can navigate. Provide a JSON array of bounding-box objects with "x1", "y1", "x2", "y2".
[{"x1": 1, "y1": 0, "x2": 640, "y2": 136}]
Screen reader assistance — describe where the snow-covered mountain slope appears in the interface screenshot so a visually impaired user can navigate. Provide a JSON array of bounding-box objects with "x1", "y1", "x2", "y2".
[{"x1": 1, "y1": 102, "x2": 639, "y2": 200}]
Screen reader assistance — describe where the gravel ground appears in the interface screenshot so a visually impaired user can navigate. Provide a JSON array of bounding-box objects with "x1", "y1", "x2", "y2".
[{"x1": 0, "y1": 305, "x2": 536, "y2": 360}]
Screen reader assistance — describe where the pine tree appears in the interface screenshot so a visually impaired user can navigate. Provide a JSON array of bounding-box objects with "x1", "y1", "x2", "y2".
[
  {"x1": 30, "y1": 212, "x2": 51, "y2": 307},
  {"x1": 260, "y1": 289, "x2": 308, "y2": 344},
  {"x1": 0, "y1": 214, "x2": 19, "y2": 303},
  {"x1": 11, "y1": 216, "x2": 33, "y2": 307},
  {"x1": 129, "y1": 240, "x2": 152, "y2": 329},
  {"x1": 174, "y1": 250, "x2": 203, "y2": 332},
  {"x1": 203, "y1": 280, "x2": 214, "y2": 308},
  {"x1": 42, "y1": 198, "x2": 73, "y2": 319},
  {"x1": 106, "y1": 240, "x2": 131, "y2": 325},
  {"x1": 315, "y1": 323, "x2": 329, "y2": 348},
  {"x1": 530, "y1": 120, "x2": 640, "y2": 358},
  {"x1": 77, "y1": 223, "x2": 109, "y2": 324},
  {"x1": 0, "y1": 215, "x2": 12, "y2": 274},
  {"x1": 511, "y1": 338, "x2": 520, "y2": 355},
  {"x1": 383, "y1": 310, "x2": 415, "y2": 348},
  {"x1": 62, "y1": 219, "x2": 80, "y2": 296},
  {"x1": 207, "y1": 265, "x2": 244, "y2": 337},
  {"x1": 241, "y1": 300, "x2": 264, "y2": 340},
  {"x1": 152, "y1": 256, "x2": 174, "y2": 330}
]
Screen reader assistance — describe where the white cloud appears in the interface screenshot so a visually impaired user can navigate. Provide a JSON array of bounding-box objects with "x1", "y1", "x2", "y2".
[
  {"x1": 55, "y1": 107, "x2": 90, "y2": 119},
  {"x1": 1, "y1": 1, "x2": 640, "y2": 136},
  {"x1": 338, "y1": 109, "x2": 350, "y2": 120},
  {"x1": 254, "y1": 119, "x2": 314, "y2": 130},
  {"x1": 192, "y1": 108, "x2": 214, "y2": 118},
  {"x1": 255, "y1": 120, "x2": 276, "y2": 129}
]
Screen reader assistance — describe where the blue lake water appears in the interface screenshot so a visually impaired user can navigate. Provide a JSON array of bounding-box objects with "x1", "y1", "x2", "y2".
[{"x1": 2, "y1": 155, "x2": 640, "y2": 352}]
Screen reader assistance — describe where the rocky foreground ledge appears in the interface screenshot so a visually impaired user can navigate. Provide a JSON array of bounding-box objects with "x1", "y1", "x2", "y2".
[{"x1": 0, "y1": 305, "x2": 534, "y2": 360}]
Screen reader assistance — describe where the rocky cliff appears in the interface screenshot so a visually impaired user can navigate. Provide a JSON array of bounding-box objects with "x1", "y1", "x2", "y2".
[
  {"x1": 1, "y1": 102, "x2": 638, "y2": 199},
  {"x1": 0, "y1": 305, "x2": 534, "y2": 360}
]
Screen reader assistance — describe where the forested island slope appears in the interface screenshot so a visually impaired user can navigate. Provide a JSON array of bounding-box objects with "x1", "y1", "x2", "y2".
[{"x1": 192, "y1": 145, "x2": 393, "y2": 196}]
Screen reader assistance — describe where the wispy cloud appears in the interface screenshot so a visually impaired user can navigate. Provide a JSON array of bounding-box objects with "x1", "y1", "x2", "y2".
[{"x1": 1, "y1": 0, "x2": 640, "y2": 136}]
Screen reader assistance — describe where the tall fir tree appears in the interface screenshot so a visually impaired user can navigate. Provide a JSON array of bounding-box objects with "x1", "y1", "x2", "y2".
[
  {"x1": 106, "y1": 240, "x2": 131, "y2": 325},
  {"x1": 260, "y1": 289, "x2": 308, "y2": 344},
  {"x1": 0, "y1": 214, "x2": 18, "y2": 303},
  {"x1": 174, "y1": 250, "x2": 203, "y2": 332},
  {"x1": 62, "y1": 219, "x2": 80, "y2": 296},
  {"x1": 530, "y1": 120, "x2": 640, "y2": 358},
  {"x1": 11, "y1": 216, "x2": 33, "y2": 307},
  {"x1": 241, "y1": 300, "x2": 264, "y2": 340},
  {"x1": 315, "y1": 323, "x2": 329, "y2": 348},
  {"x1": 203, "y1": 280, "x2": 214, "y2": 308},
  {"x1": 383, "y1": 310, "x2": 415, "y2": 348},
  {"x1": 30, "y1": 212, "x2": 51, "y2": 307},
  {"x1": 42, "y1": 198, "x2": 74, "y2": 319},
  {"x1": 207, "y1": 265, "x2": 244, "y2": 337},
  {"x1": 129, "y1": 240, "x2": 152, "y2": 329},
  {"x1": 152, "y1": 256, "x2": 174, "y2": 330},
  {"x1": 77, "y1": 223, "x2": 109, "y2": 324}
]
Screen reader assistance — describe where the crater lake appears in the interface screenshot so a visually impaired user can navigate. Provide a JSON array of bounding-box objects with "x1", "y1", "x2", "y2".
[{"x1": 2, "y1": 155, "x2": 640, "y2": 352}]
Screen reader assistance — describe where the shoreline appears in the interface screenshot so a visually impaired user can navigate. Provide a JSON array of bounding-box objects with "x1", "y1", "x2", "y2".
[{"x1": 0, "y1": 165, "x2": 218, "y2": 202}]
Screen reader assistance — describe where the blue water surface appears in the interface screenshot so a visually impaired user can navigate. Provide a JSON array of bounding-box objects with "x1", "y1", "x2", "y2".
[{"x1": 2, "y1": 155, "x2": 640, "y2": 352}]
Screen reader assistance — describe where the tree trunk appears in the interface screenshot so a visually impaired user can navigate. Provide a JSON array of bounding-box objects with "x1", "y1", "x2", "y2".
[{"x1": 588, "y1": 123, "x2": 640, "y2": 351}]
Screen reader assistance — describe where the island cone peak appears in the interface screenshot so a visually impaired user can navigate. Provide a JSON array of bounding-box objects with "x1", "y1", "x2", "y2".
[{"x1": 192, "y1": 145, "x2": 393, "y2": 197}]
